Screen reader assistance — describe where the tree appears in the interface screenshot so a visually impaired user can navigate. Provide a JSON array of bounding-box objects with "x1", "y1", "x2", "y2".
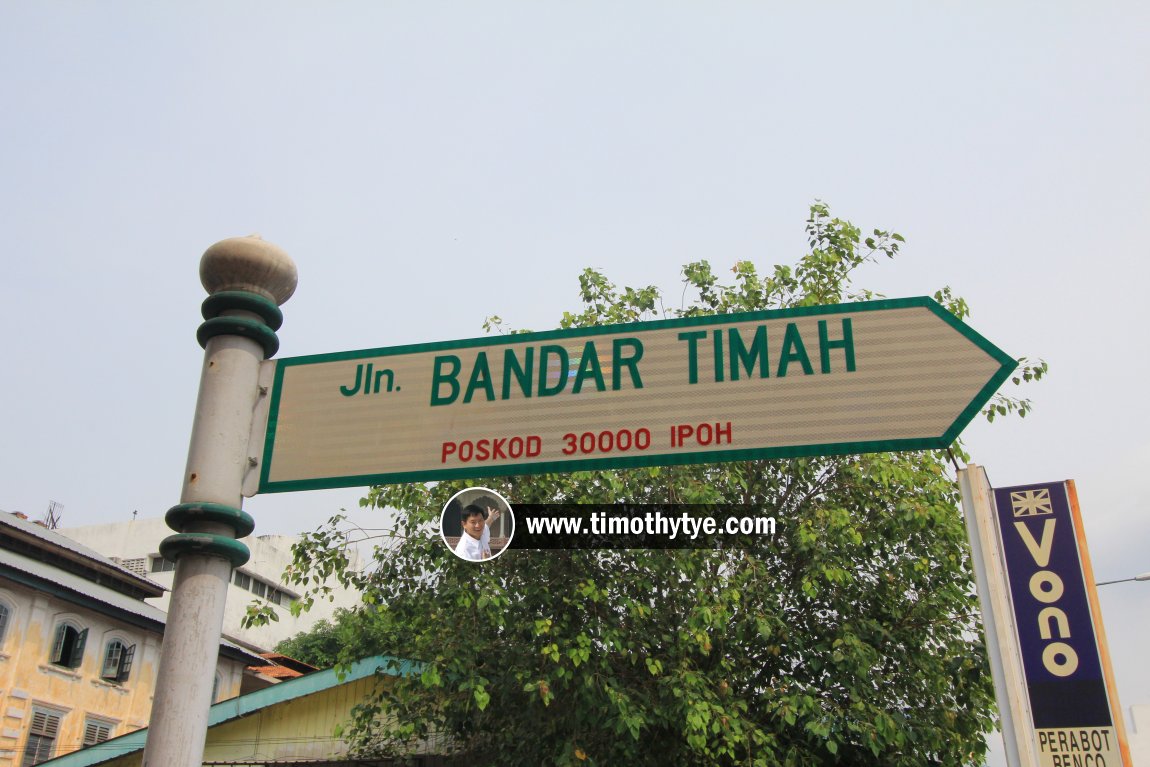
[
  {"x1": 272, "y1": 203, "x2": 1045, "y2": 766},
  {"x1": 275, "y1": 618, "x2": 342, "y2": 668},
  {"x1": 275, "y1": 608, "x2": 389, "y2": 669}
]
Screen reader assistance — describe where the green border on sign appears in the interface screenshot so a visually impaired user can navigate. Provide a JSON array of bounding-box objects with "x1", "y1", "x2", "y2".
[{"x1": 258, "y1": 296, "x2": 1017, "y2": 494}]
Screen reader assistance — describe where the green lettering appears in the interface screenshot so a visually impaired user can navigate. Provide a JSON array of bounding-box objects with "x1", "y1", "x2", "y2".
[
  {"x1": 612, "y1": 338, "x2": 644, "y2": 390},
  {"x1": 729, "y1": 325, "x2": 768, "y2": 380},
  {"x1": 502, "y1": 347, "x2": 534, "y2": 399},
  {"x1": 463, "y1": 352, "x2": 496, "y2": 403},
  {"x1": 572, "y1": 341, "x2": 606, "y2": 394},
  {"x1": 430, "y1": 355, "x2": 461, "y2": 406},
  {"x1": 776, "y1": 323, "x2": 814, "y2": 377},
  {"x1": 678, "y1": 331, "x2": 705, "y2": 384},
  {"x1": 538, "y1": 345, "x2": 569, "y2": 397},
  {"x1": 818, "y1": 318, "x2": 855, "y2": 373},
  {"x1": 712, "y1": 329, "x2": 725, "y2": 382},
  {"x1": 340, "y1": 363, "x2": 364, "y2": 397}
]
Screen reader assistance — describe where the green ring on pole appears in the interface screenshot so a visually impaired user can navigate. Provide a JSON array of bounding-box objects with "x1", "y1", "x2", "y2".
[
  {"x1": 166, "y1": 502, "x2": 255, "y2": 539},
  {"x1": 197, "y1": 316, "x2": 280, "y2": 358},
  {"x1": 202, "y1": 291, "x2": 284, "y2": 330},
  {"x1": 160, "y1": 533, "x2": 250, "y2": 568}
]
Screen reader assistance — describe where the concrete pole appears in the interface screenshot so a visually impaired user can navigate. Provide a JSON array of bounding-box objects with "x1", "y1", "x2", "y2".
[
  {"x1": 142, "y1": 236, "x2": 296, "y2": 767},
  {"x1": 958, "y1": 465, "x2": 1038, "y2": 767}
]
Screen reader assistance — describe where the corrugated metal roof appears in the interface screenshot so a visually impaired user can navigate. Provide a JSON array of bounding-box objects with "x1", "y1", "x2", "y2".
[
  {"x1": 0, "y1": 546, "x2": 169, "y2": 623},
  {"x1": 0, "y1": 510, "x2": 163, "y2": 594},
  {"x1": 39, "y1": 655, "x2": 416, "y2": 767},
  {"x1": 0, "y1": 548, "x2": 264, "y2": 664}
]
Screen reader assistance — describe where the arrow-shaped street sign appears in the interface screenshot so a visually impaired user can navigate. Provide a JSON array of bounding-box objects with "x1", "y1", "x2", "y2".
[{"x1": 244, "y1": 296, "x2": 1016, "y2": 495}]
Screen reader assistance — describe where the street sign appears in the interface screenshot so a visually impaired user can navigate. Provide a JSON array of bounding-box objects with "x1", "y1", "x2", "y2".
[{"x1": 247, "y1": 296, "x2": 1016, "y2": 495}]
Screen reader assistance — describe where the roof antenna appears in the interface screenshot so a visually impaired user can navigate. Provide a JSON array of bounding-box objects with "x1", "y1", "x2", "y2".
[{"x1": 43, "y1": 500, "x2": 63, "y2": 529}]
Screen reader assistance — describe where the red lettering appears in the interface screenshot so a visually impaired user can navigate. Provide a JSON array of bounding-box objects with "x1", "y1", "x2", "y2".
[
  {"x1": 441, "y1": 434, "x2": 545, "y2": 463},
  {"x1": 672, "y1": 422, "x2": 733, "y2": 447},
  {"x1": 636, "y1": 428, "x2": 650, "y2": 449},
  {"x1": 559, "y1": 429, "x2": 650, "y2": 456}
]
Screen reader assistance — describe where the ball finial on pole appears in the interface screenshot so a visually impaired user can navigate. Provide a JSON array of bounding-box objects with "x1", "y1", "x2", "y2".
[{"x1": 199, "y1": 234, "x2": 298, "y2": 305}]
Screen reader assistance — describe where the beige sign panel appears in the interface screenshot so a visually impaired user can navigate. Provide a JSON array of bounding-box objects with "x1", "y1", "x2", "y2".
[{"x1": 249, "y1": 297, "x2": 1015, "y2": 494}]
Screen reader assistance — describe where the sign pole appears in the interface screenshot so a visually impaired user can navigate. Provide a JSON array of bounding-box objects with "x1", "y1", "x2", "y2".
[
  {"x1": 142, "y1": 236, "x2": 296, "y2": 767},
  {"x1": 958, "y1": 465, "x2": 1038, "y2": 767}
]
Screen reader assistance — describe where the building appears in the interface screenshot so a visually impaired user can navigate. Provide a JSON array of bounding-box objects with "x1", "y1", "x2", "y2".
[
  {"x1": 59, "y1": 516, "x2": 361, "y2": 651},
  {"x1": 1130, "y1": 705, "x2": 1149, "y2": 767},
  {"x1": 36, "y1": 655, "x2": 449, "y2": 767},
  {"x1": 0, "y1": 511, "x2": 264, "y2": 767}
]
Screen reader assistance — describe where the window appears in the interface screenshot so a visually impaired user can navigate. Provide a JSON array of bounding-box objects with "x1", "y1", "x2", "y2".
[
  {"x1": 100, "y1": 640, "x2": 136, "y2": 683},
  {"x1": 50, "y1": 624, "x2": 87, "y2": 669},
  {"x1": 0, "y1": 601, "x2": 10, "y2": 645},
  {"x1": 150, "y1": 556, "x2": 176, "y2": 573},
  {"x1": 230, "y1": 571, "x2": 293, "y2": 604},
  {"x1": 82, "y1": 718, "x2": 114, "y2": 747},
  {"x1": 21, "y1": 707, "x2": 63, "y2": 767}
]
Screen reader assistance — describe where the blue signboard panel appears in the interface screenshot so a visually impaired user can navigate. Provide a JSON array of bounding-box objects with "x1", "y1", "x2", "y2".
[
  {"x1": 993, "y1": 481, "x2": 1112, "y2": 729},
  {"x1": 990, "y1": 480, "x2": 1133, "y2": 766}
]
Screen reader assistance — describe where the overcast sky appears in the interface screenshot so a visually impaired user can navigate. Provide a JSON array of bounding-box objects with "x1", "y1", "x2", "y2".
[{"x1": 2, "y1": 2, "x2": 1148, "y2": 760}]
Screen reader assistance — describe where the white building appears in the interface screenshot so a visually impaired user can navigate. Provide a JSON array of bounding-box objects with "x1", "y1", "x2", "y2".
[{"x1": 59, "y1": 517, "x2": 360, "y2": 652}]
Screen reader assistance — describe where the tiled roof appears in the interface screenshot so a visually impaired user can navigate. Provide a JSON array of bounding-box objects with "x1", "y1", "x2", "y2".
[
  {"x1": 249, "y1": 664, "x2": 305, "y2": 679},
  {"x1": 259, "y1": 652, "x2": 320, "y2": 675}
]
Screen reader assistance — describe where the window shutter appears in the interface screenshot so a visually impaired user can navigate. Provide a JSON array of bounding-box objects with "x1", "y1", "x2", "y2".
[
  {"x1": 28, "y1": 711, "x2": 60, "y2": 738},
  {"x1": 0, "y1": 604, "x2": 10, "y2": 641},
  {"x1": 83, "y1": 720, "x2": 112, "y2": 746},
  {"x1": 101, "y1": 642, "x2": 122, "y2": 680},
  {"x1": 22, "y1": 709, "x2": 62, "y2": 767},
  {"x1": 117, "y1": 644, "x2": 136, "y2": 682},
  {"x1": 68, "y1": 627, "x2": 88, "y2": 668},
  {"x1": 50, "y1": 625, "x2": 67, "y2": 664}
]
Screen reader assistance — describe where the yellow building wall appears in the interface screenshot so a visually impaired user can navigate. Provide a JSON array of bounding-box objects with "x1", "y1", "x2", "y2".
[
  {"x1": 202, "y1": 675, "x2": 376, "y2": 764},
  {"x1": 81, "y1": 675, "x2": 380, "y2": 767},
  {"x1": 0, "y1": 581, "x2": 243, "y2": 767}
]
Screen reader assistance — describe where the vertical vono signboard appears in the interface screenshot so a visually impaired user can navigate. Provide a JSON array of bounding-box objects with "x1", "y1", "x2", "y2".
[{"x1": 993, "y1": 481, "x2": 1131, "y2": 766}]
